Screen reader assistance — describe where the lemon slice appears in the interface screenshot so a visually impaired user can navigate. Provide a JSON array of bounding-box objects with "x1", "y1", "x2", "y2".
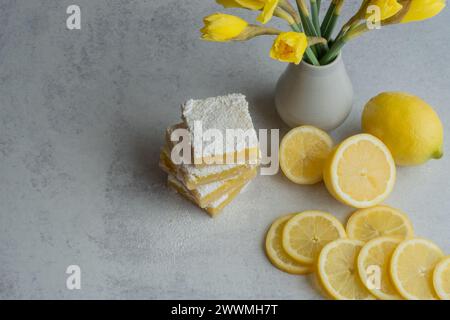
[
  {"x1": 318, "y1": 239, "x2": 375, "y2": 300},
  {"x1": 357, "y1": 237, "x2": 403, "y2": 300},
  {"x1": 390, "y1": 238, "x2": 444, "y2": 300},
  {"x1": 346, "y1": 205, "x2": 414, "y2": 241},
  {"x1": 265, "y1": 214, "x2": 313, "y2": 275},
  {"x1": 433, "y1": 256, "x2": 450, "y2": 300},
  {"x1": 282, "y1": 211, "x2": 346, "y2": 264},
  {"x1": 323, "y1": 134, "x2": 396, "y2": 208},
  {"x1": 279, "y1": 126, "x2": 333, "y2": 185}
]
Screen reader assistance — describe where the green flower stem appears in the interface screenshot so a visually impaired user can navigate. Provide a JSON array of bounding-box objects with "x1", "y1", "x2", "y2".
[
  {"x1": 305, "y1": 47, "x2": 320, "y2": 66},
  {"x1": 322, "y1": 1, "x2": 344, "y2": 41},
  {"x1": 320, "y1": 1, "x2": 336, "y2": 35},
  {"x1": 320, "y1": 23, "x2": 368, "y2": 65},
  {"x1": 333, "y1": 0, "x2": 367, "y2": 42},
  {"x1": 299, "y1": 9, "x2": 330, "y2": 57},
  {"x1": 295, "y1": 0, "x2": 317, "y2": 36},
  {"x1": 294, "y1": 1, "x2": 328, "y2": 58},
  {"x1": 323, "y1": 12, "x2": 339, "y2": 40},
  {"x1": 317, "y1": 0, "x2": 321, "y2": 11},
  {"x1": 311, "y1": 0, "x2": 321, "y2": 36},
  {"x1": 319, "y1": 37, "x2": 346, "y2": 65},
  {"x1": 333, "y1": 27, "x2": 346, "y2": 45},
  {"x1": 297, "y1": 13, "x2": 319, "y2": 56},
  {"x1": 333, "y1": 19, "x2": 361, "y2": 44},
  {"x1": 298, "y1": 11, "x2": 314, "y2": 36},
  {"x1": 291, "y1": 23, "x2": 320, "y2": 66},
  {"x1": 302, "y1": 12, "x2": 319, "y2": 37}
]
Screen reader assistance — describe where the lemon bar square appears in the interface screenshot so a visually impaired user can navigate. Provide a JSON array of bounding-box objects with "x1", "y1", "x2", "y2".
[
  {"x1": 160, "y1": 152, "x2": 257, "y2": 208},
  {"x1": 181, "y1": 94, "x2": 259, "y2": 166},
  {"x1": 160, "y1": 144, "x2": 252, "y2": 190},
  {"x1": 168, "y1": 174, "x2": 248, "y2": 217}
]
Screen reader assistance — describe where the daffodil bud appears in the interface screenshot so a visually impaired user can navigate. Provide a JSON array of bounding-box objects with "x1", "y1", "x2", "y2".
[
  {"x1": 402, "y1": 0, "x2": 446, "y2": 23},
  {"x1": 201, "y1": 14, "x2": 282, "y2": 42},
  {"x1": 200, "y1": 13, "x2": 249, "y2": 42}
]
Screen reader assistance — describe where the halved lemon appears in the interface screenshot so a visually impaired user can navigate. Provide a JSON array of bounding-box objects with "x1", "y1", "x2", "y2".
[
  {"x1": 318, "y1": 239, "x2": 375, "y2": 300},
  {"x1": 346, "y1": 205, "x2": 414, "y2": 242},
  {"x1": 279, "y1": 126, "x2": 333, "y2": 185},
  {"x1": 357, "y1": 237, "x2": 403, "y2": 300},
  {"x1": 265, "y1": 214, "x2": 313, "y2": 275},
  {"x1": 390, "y1": 238, "x2": 444, "y2": 300},
  {"x1": 282, "y1": 211, "x2": 346, "y2": 264},
  {"x1": 433, "y1": 256, "x2": 450, "y2": 300},
  {"x1": 323, "y1": 134, "x2": 396, "y2": 208}
]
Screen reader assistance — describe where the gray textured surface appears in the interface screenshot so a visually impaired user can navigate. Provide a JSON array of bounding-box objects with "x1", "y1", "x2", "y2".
[{"x1": 0, "y1": 1, "x2": 449, "y2": 299}]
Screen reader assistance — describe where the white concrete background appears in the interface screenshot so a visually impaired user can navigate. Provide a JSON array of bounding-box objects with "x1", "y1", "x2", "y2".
[{"x1": 0, "y1": 1, "x2": 449, "y2": 299}]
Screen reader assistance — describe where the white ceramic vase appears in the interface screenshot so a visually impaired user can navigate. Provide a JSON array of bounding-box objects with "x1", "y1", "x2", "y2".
[{"x1": 275, "y1": 54, "x2": 353, "y2": 131}]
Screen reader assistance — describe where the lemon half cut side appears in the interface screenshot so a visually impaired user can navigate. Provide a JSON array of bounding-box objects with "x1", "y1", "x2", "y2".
[{"x1": 323, "y1": 134, "x2": 396, "y2": 208}]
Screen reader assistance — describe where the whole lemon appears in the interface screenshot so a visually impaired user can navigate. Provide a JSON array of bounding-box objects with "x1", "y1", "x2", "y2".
[{"x1": 362, "y1": 92, "x2": 444, "y2": 166}]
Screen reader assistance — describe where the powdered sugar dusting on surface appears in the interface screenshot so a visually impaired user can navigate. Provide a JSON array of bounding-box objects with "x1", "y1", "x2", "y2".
[{"x1": 181, "y1": 94, "x2": 258, "y2": 158}]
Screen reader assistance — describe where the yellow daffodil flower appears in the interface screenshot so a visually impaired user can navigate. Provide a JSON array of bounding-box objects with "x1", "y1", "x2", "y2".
[
  {"x1": 200, "y1": 13, "x2": 249, "y2": 42},
  {"x1": 402, "y1": 0, "x2": 446, "y2": 23},
  {"x1": 257, "y1": 0, "x2": 280, "y2": 24},
  {"x1": 216, "y1": 0, "x2": 265, "y2": 10},
  {"x1": 367, "y1": 0, "x2": 403, "y2": 20},
  {"x1": 217, "y1": 0, "x2": 282, "y2": 24},
  {"x1": 270, "y1": 32, "x2": 308, "y2": 64}
]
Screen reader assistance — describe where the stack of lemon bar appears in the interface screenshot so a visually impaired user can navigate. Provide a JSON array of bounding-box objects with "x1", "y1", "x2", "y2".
[{"x1": 159, "y1": 94, "x2": 260, "y2": 217}]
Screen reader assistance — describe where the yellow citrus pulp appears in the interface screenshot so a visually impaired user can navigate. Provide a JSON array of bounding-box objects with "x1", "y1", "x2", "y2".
[
  {"x1": 318, "y1": 239, "x2": 375, "y2": 300},
  {"x1": 357, "y1": 237, "x2": 403, "y2": 300},
  {"x1": 279, "y1": 126, "x2": 333, "y2": 185},
  {"x1": 282, "y1": 211, "x2": 346, "y2": 265},
  {"x1": 346, "y1": 205, "x2": 414, "y2": 241},
  {"x1": 390, "y1": 238, "x2": 444, "y2": 300},
  {"x1": 323, "y1": 134, "x2": 396, "y2": 208},
  {"x1": 265, "y1": 214, "x2": 313, "y2": 275},
  {"x1": 433, "y1": 256, "x2": 450, "y2": 300}
]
